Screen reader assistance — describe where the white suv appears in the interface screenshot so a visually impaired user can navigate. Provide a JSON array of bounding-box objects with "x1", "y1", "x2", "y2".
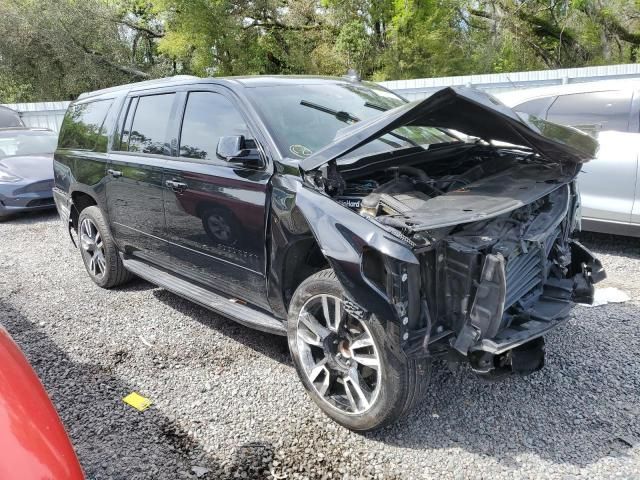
[{"x1": 498, "y1": 79, "x2": 640, "y2": 237}]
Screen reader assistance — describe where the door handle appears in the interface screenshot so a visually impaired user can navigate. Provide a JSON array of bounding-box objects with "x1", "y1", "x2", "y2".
[
  {"x1": 107, "y1": 169, "x2": 122, "y2": 178},
  {"x1": 165, "y1": 179, "x2": 187, "y2": 193}
]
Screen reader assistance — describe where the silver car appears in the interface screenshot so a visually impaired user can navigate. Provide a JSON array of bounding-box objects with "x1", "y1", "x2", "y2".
[{"x1": 498, "y1": 80, "x2": 640, "y2": 237}]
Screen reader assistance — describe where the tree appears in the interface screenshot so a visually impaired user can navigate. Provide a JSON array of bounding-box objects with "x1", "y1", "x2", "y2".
[
  {"x1": 0, "y1": 0, "x2": 638, "y2": 102},
  {"x1": 0, "y1": 0, "x2": 169, "y2": 102}
]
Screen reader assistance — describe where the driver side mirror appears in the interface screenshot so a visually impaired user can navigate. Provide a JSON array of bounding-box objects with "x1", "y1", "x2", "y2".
[{"x1": 216, "y1": 136, "x2": 264, "y2": 169}]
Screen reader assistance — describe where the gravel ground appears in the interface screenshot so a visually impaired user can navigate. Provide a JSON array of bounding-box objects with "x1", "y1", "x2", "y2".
[{"x1": 1, "y1": 210, "x2": 639, "y2": 480}]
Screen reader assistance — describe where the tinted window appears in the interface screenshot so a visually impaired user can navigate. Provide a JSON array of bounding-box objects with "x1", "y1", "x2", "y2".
[
  {"x1": 513, "y1": 97, "x2": 555, "y2": 117},
  {"x1": 58, "y1": 100, "x2": 113, "y2": 151},
  {"x1": 179, "y1": 92, "x2": 252, "y2": 161},
  {"x1": 123, "y1": 93, "x2": 175, "y2": 155},
  {"x1": 546, "y1": 91, "x2": 632, "y2": 134}
]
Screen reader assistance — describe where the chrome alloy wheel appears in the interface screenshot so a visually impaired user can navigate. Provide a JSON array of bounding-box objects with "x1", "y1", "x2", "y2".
[
  {"x1": 296, "y1": 294, "x2": 382, "y2": 415},
  {"x1": 80, "y1": 218, "x2": 106, "y2": 278}
]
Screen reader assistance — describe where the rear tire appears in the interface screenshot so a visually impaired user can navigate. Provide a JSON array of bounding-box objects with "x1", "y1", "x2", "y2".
[
  {"x1": 78, "y1": 206, "x2": 132, "y2": 288},
  {"x1": 287, "y1": 269, "x2": 430, "y2": 431}
]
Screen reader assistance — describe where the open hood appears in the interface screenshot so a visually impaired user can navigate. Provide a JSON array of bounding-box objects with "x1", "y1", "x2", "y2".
[{"x1": 300, "y1": 86, "x2": 599, "y2": 171}]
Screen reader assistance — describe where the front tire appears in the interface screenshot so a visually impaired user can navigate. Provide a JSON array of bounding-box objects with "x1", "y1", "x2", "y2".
[
  {"x1": 78, "y1": 206, "x2": 132, "y2": 288},
  {"x1": 287, "y1": 269, "x2": 430, "y2": 431}
]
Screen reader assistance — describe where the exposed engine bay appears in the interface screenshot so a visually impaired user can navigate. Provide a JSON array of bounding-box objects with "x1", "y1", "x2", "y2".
[
  {"x1": 329, "y1": 147, "x2": 578, "y2": 236},
  {"x1": 314, "y1": 145, "x2": 605, "y2": 377}
]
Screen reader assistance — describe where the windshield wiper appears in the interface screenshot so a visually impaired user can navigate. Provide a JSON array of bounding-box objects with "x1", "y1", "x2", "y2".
[
  {"x1": 299, "y1": 99, "x2": 423, "y2": 149},
  {"x1": 364, "y1": 101, "x2": 389, "y2": 112},
  {"x1": 299, "y1": 100, "x2": 403, "y2": 148},
  {"x1": 300, "y1": 100, "x2": 359, "y2": 124},
  {"x1": 363, "y1": 101, "x2": 463, "y2": 145}
]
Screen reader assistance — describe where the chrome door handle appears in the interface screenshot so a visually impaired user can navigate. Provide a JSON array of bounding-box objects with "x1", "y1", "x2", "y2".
[
  {"x1": 165, "y1": 180, "x2": 187, "y2": 192},
  {"x1": 107, "y1": 169, "x2": 122, "y2": 178}
]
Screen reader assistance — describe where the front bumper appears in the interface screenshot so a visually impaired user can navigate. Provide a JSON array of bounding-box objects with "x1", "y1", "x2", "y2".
[
  {"x1": 467, "y1": 240, "x2": 604, "y2": 355},
  {"x1": 0, "y1": 180, "x2": 55, "y2": 217},
  {"x1": 408, "y1": 239, "x2": 605, "y2": 362}
]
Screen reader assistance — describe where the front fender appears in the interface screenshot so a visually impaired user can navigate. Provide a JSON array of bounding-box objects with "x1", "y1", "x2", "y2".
[{"x1": 270, "y1": 174, "x2": 421, "y2": 328}]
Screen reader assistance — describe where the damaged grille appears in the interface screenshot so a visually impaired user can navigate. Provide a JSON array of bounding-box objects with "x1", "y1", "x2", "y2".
[{"x1": 504, "y1": 247, "x2": 544, "y2": 309}]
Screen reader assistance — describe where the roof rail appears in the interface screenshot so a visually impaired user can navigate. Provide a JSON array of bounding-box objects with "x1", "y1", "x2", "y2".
[{"x1": 77, "y1": 75, "x2": 200, "y2": 100}]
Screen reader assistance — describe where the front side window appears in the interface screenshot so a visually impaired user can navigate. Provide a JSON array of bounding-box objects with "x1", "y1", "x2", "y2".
[
  {"x1": 179, "y1": 91, "x2": 253, "y2": 161},
  {"x1": 546, "y1": 91, "x2": 632, "y2": 134},
  {"x1": 122, "y1": 93, "x2": 175, "y2": 155},
  {"x1": 58, "y1": 99, "x2": 113, "y2": 151}
]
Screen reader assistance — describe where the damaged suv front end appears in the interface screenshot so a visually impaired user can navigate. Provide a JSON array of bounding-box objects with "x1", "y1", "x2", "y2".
[{"x1": 293, "y1": 86, "x2": 604, "y2": 379}]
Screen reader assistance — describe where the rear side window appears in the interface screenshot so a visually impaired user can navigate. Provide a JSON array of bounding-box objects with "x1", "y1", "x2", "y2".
[
  {"x1": 120, "y1": 93, "x2": 175, "y2": 155},
  {"x1": 58, "y1": 99, "x2": 113, "y2": 151},
  {"x1": 546, "y1": 91, "x2": 632, "y2": 134},
  {"x1": 0, "y1": 107, "x2": 23, "y2": 128},
  {"x1": 179, "y1": 91, "x2": 253, "y2": 161},
  {"x1": 513, "y1": 97, "x2": 555, "y2": 118}
]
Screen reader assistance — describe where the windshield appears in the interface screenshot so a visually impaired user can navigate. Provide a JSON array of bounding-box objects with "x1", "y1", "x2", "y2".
[
  {"x1": 245, "y1": 83, "x2": 457, "y2": 160},
  {"x1": 0, "y1": 132, "x2": 57, "y2": 160}
]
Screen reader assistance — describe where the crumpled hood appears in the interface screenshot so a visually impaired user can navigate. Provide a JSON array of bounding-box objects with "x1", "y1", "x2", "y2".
[
  {"x1": 0, "y1": 154, "x2": 53, "y2": 181},
  {"x1": 300, "y1": 86, "x2": 599, "y2": 171}
]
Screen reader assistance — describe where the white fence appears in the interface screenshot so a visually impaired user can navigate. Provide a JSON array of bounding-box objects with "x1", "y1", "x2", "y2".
[
  {"x1": 0, "y1": 101, "x2": 70, "y2": 133},
  {"x1": 378, "y1": 63, "x2": 640, "y2": 100}
]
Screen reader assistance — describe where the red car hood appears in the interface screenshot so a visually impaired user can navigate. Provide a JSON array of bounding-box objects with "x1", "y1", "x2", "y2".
[{"x1": 0, "y1": 326, "x2": 83, "y2": 480}]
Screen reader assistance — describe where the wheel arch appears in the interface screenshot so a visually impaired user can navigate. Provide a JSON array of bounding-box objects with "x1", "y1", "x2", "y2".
[
  {"x1": 267, "y1": 175, "x2": 420, "y2": 327},
  {"x1": 70, "y1": 189, "x2": 99, "y2": 232}
]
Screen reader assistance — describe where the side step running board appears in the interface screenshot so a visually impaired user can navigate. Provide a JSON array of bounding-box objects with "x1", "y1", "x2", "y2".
[{"x1": 122, "y1": 256, "x2": 286, "y2": 336}]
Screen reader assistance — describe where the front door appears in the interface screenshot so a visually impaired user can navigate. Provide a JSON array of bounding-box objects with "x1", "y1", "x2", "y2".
[
  {"x1": 162, "y1": 90, "x2": 271, "y2": 309},
  {"x1": 106, "y1": 91, "x2": 179, "y2": 264}
]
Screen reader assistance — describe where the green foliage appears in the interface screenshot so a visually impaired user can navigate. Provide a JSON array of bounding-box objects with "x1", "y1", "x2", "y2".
[
  {"x1": 0, "y1": 0, "x2": 638, "y2": 101},
  {"x1": 0, "y1": 72, "x2": 33, "y2": 103}
]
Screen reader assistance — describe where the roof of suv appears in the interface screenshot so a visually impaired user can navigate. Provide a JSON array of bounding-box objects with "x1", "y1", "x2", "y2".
[{"x1": 76, "y1": 75, "x2": 368, "y2": 101}]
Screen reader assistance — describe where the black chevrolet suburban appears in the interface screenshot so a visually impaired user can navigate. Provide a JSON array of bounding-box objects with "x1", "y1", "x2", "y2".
[{"x1": 53, "y1": 75, "x2": 604, "y2": 431}]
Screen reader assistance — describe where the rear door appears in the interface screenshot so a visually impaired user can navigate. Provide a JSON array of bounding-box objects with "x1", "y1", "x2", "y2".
[
  {"x1": 544, "y1": 90, "x2": 637, "y2": 224},
  {"x1": 162, "y1": 88, "x2": 272, "y2": 309},
  {"x1": 106, "y1": 89, "x2": 179, "y2": 264}
]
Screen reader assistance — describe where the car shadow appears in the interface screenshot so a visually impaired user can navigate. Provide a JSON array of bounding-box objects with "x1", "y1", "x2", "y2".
[
  {"x1": 111, "y1": 276, "x2": 158, "y2": 293},
  {"x1": 150, "y1": 285, "x2": 638, "y2": 469},
  {"x1": 0, "y1": 208, "x2": 58, "y2": 224},
  {"x1": 150, "y1": 288, "x2": 291, "y2": 366},
  {"x1": 0, "y1": 299, "x2": 278, "y2": 480},
  {"x1": 366, "y1": 303, "x2": 640, "y2": 467}
]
